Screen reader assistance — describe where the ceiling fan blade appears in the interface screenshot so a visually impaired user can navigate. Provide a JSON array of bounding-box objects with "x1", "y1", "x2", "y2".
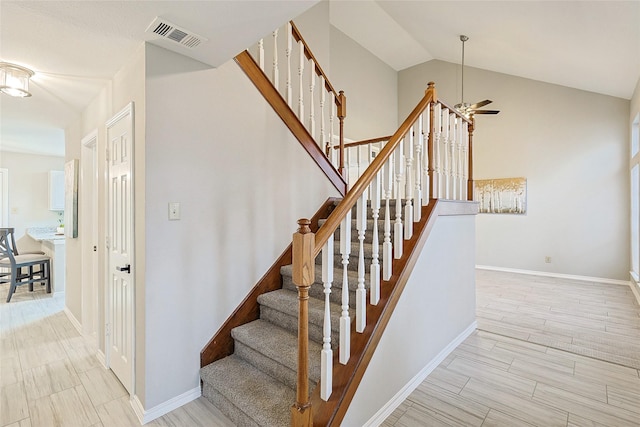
[
  {"x1": 469, "y1": 99, "x2": 492, "y2": 109},
  {"x1": 473, "y1": 110, "x2": 500, "y2": 115}
]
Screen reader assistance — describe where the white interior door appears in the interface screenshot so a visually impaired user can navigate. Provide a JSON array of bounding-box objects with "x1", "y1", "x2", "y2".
[{"x1": 106, "y1": 103, "x2": 135, "y2": 394}]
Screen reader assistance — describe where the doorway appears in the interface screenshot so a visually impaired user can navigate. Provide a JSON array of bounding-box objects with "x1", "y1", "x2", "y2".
[{"x1": 105, "y1": 103, "x2": 135, "y2": 394}]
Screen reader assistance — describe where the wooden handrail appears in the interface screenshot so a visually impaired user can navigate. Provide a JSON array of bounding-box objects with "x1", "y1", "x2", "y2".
[
  {"x1": 438, "y1": 99, "x2": 473, "y2": 124},
  {"x1": 290, "y1": 21, "x2": 341, "y2": 107},
  {"x1": 312, "y1": 82, "x2": 437, "y2": 257},
  {"x1": 235, "y1": 51, "x2": 347, "y2": 195},
  {"x1": 330, "y1": 135, "x2": 394, "y2": 151}
]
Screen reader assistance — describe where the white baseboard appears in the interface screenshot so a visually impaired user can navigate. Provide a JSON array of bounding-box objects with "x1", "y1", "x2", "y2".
[
  {"x1": 476, "y1": 265, "x2": 630, "y2": 286},
  {"x1": 630, "y1": 274, "x2": 640, "y2": 305},
  {"x1": 96, "y1": 349, "x2": 107, "y2": 369},
  {"x1": 131, "y1": 386, "x2": 201, "y2": 424},
  {"x1": 63, "y1": 307, "x2": 83, "y2": 334},
  {"x1": 363, "y1": 321, "x2": 477, "y2": 427}
]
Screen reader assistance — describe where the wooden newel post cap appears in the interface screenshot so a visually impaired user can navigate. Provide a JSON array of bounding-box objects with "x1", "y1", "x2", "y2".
[
  {"x1": 293, "y1": 219, "x2": 315, "y2": 287},
  {"x1": 297, "y1": 219, "x2": 311, "y2": 234},
  {"x1": 338, "y1": 90, "x2": 346, "y2": 119},
  {"x1": 426, "y1": 81, "x2": 437, "y2": 100}
]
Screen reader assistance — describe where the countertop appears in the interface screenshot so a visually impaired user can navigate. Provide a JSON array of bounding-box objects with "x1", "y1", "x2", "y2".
[{"x1": 27, "y1": 227, "x2": 66, "y2": 242}]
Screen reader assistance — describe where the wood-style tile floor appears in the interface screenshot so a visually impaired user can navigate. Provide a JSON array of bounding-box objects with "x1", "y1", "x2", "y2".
[
  {"x1": 0, "y1": 283, "x2": 234, "y2": 427},
  {"x1": 383, "y1": 270, "x2": 640, "y2": 427},
  {"x1": 2, "y1": 271, "x2": 639, "y2": 426}
]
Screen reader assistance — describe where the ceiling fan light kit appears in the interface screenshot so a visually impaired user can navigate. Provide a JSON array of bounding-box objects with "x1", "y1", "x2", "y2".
[
  {"x1": 0, "y1": 62, "x2": 34, "y2": 98},
  {"x1": 453, "y1": 35, "x2": 499, "y2": 118}
]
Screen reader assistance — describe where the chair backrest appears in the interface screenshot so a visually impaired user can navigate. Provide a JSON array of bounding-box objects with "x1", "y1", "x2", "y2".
[{"x1": 0, "y1": 228, "x2": 18, "y2": 265}]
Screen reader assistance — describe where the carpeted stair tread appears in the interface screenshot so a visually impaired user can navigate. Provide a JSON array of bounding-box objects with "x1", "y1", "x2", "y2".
[
  {"x1": 258, "y1": 289, "x2": 349, "y2": 332},
  {"x1": 280, "y1": 264, "x2": 359, "y2": 292},
  {"x1": 232, "y1": 319, "x2": 322, "y2": 385},
  {"x1": 200, "y1": 355, "x2": 294, "y2": 427}
]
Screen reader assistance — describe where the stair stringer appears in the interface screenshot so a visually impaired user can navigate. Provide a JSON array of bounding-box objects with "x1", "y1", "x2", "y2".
[{"x1": 310, "y1": 199, "x2": 478, "y2": 426}]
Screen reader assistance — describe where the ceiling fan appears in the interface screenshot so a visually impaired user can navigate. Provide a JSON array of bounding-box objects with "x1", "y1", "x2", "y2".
[{"x1": 454, "y1": 35, "x2": 500, "y2": 118}]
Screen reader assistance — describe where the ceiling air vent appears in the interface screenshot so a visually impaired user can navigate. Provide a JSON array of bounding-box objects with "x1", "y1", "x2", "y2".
[{"x1": 145, "y1": 17, "x2": 207, "y2": 49}]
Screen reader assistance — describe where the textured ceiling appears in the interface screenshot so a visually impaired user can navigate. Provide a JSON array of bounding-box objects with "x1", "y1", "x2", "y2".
[{"x1": 1, "y1": 1, "x2": 639, "y2": 157}]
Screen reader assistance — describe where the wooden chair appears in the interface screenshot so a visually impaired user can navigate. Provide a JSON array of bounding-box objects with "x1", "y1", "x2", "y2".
[{"x1": 0, "y1": 228, "x2": 51, "y2": 302}]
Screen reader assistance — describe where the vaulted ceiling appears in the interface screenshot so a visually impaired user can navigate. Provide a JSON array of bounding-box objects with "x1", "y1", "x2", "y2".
[{"x1": 1, "y1": 1, "x2": 638, "y2": 156}]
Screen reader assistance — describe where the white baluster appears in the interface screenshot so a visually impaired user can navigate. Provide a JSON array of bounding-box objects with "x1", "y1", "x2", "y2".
[
  {"x1": 320, "y1": 77, "x2": 326, "y2": 154},
  {"x1": 272, "y1": 29, "x2": 279, "y2": 91},
  {"x1": 404, "y1": 128, "x2": 414, "y2": 240},
  {"x1": 394, "y1": 140, "x2": 404, "y2": 259},
  {"x1": 298, "y1": 40, "x2": 304, "y2": 120},
  {"x1": 320, "y1": 233, "x2": 333, "y2": 401},
  {"x1": 441, "y1": 108, "x2": 450, "y2": 199},
  {"x1": 309, "y1": 59, "x2": 316, "y2": 140},
  {"x1": 339, "y1": 210, "x2": 351, "y2": 364},
  {"x1": 414, "y1": 116, "x2": 423, "y2": 221},
  {"x1": 457, "y1": 118, "x2": 464, "y2": 200},
  {"x1": 382, "y1": 159, "x2": 393, "y2": 280},
  {"x1": 449, "y1": 114, "x2": 457, "y2": 200},
  {"x1": 286, "y1": 23, "x2": 292, "y2": 106},
  {"x1": 356, "y1": 194, "x2": 367, "y2": 333},
  {"x1": 258, "y1": 39, "x2": 264, "y2": 71},
  {"x1": 423, "y1": 108, "x2": 430, "y2": 205},
  {"x1": 370, "y1": 170, "x2": 381, "y2": 304},
  {"x1": 433, "y1": 103, "x2": 441, "y2": 199}
]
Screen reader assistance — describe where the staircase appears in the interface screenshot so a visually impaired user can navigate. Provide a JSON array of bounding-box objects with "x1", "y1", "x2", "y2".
[
  {"x1": 200, "y1": 17, "x2": 477, "y2": 426},
  {"x1": 200, "y1": 200, "x2": 394, "y2": 426}
]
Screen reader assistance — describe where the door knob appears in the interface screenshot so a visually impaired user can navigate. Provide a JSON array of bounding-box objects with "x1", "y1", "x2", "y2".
[{"x1": 116, "y1": 264, "x2": 131, "y2": 273}]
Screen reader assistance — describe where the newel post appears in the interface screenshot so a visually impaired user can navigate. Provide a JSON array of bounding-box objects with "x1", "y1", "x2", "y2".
[
  {"x1": 291, "y1": 219, "x2": 315, "y2": 427},
  {"x1": 426, "y1": 82, "x2": 437, "y2": 199},
  {"x1": 467, "y1": 118, "x2": 475, "y2": 201},
  {"x1": 337, "y1": 91, "x2": 347, "y2": 178}
]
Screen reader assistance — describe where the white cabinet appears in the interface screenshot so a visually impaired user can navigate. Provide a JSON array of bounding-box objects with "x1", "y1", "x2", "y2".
[{"x1": 49, "y1": 170, "x2": 64, "y2": 211}]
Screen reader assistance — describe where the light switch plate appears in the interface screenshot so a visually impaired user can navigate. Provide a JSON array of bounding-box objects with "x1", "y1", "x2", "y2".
[{"x1": 168, "y1": 202, "x2": 180, "y2": 220}]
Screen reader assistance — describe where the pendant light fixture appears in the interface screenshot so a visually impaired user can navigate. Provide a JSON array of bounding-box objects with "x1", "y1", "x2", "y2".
[{"x1": 0, "y1": 62, "x2": 34, "y2": 98}]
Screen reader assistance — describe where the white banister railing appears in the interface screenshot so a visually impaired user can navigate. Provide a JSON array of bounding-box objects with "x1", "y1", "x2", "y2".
[{"x1": 290, "y1": 84, "x2": 475, "y2": 425}]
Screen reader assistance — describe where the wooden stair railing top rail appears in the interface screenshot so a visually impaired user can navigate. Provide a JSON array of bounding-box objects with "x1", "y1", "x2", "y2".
[
  {"x1": 326, "y1": 135, "x2": 393, "y2": 156},
  {"x1": 289, "y1": 20, "x2": 347, "y2": 176},
  {"x1": 235, "y1": 50, "x2": 347, "y2": 195},
  {"x1": 312, "y1": 82, "x2": 437, "y2": 258}
]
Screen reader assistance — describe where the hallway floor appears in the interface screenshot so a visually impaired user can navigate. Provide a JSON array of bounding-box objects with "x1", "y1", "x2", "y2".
[
  {"x1": 382, "y1": 271, "x2": 640, "y2": 426},
  {"x1": 2, "y1": 271, "x2": 639, "y2": 426}
]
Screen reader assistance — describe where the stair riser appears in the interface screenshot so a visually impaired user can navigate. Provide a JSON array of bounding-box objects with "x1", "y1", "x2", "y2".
[
  {"x1": 260, "y1": 305, "x2": 340, "y2": 349},
  {"x1": 202, "y1": 383, "x2": 259, "y2": 427},
  {"x1": 317, "y1": 252, "x2": 383, "y2": 270},
  {"x1": 234, "y1": 341, "x2": 319, "y2": 392},
  {"x1": 281, "y1": 277, "x2": 356, "y2": 306}
]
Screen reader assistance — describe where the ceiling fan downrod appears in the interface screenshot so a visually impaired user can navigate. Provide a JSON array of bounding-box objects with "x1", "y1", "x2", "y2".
[{"x1": 459, "y1": 34, "x2": 469, "y2": 110}]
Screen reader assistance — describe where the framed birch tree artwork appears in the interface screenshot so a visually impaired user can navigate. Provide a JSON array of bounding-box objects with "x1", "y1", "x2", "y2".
[{"x1": 475, "y1": 177, "x2": 527, "y2": 214}]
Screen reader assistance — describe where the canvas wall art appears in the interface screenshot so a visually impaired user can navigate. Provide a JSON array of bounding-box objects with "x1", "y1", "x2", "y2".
[{"x1": 475, "y1": 177, "x2": 527, "y2": 214}]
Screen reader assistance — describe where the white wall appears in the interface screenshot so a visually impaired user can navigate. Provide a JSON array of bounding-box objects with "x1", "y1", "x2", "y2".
[
  {"x1": 399, "y1": 60, "x2": 630, "y2": 281},
  {"x1": 343, "y1": 212, "x2": 477, "y2": 426},
  {"x1": 0, "y1": 151, "x2": 64, "y2": 251},
  {"x1": 630, "y1": 77, "x2": 640, "y2": 295},
  {"x1": 329, "y1": 26, "x2": 397, "y2": 141},
  {"x1": 142, "y1": 44, "x2": 339, "y2": 409}
]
